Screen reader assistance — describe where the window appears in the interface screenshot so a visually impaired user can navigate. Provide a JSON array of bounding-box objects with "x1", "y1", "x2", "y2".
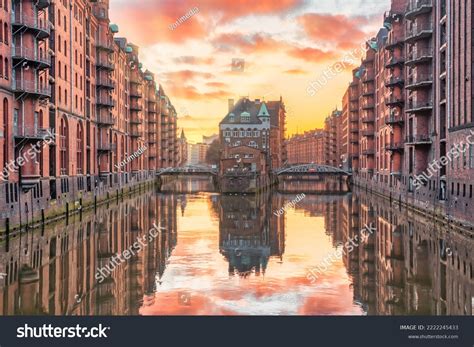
[
  {"x1": 58, "y1": 61, "x2": 62, "y2": 78},
  {"x1": 3, "y1": 22, "x2": 7, "y2": 44},
  {"x1": 0, "y1": 55, "x2": 2, "y2": 77},
  {"x1": 64, "y1": 40, "x2": 67, "y2": 55},
  {"x1": 0, "y1": 21, "x2": 3, "y2": 43},
  {"x1": 65, "y1": 89, "x2": 67, "y2": 105},
  {"x1": 470, "y1": 144, "x2": 474, "y2": 168},
  {"x1": 58, "y1": 87, "x2": 62, "y2": 103},
  {"x1": 4, "y1": 58, "x2": 7, "y2": 79},
  {"x1": 3, "y1": 0, "x2": 7, "y2": 11},
  {"x1": 64, "y1": 65, "x2": 67, "y2": 81}
]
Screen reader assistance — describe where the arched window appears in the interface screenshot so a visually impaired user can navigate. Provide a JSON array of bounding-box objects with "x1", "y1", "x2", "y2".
[
  {"x1": 113, "y1": 133, "x2": 118, "y2": 169},
  {"x1": 3, "y1": 22, "x2": 7, "y2": 44},
  {"x1": 58, "y1": 35, "x2": 61, "y2": 52},
  {"x1": 59, "y1": 116, "x2": 69, "y2": 175},
  {"x1": 64, "y1": 89, "x2": 67, "y2": 105},
  {"x1": 76, "y1": 123, "x2": 83, "y2": 174},
  {"x1": 4, "y1": 58, "x2": 7, "y2": 79},
  {"x1": 0, "y1": 56, "x2": 3, "y2": 78},
  {"x1": 58, "y1": 10, "x2": 61, "y2": 26},
  {"x1": 3, "y1": 98, "x2": 8, "y2": 173},
  {"x1": 58, "y1": 86, "x2": 62, "y2": 103},
  {"x1": 0, "y1": 21, "x2": 3, "y2": 43},
  {"x1": 58, "y1": 60, "x2": 61, "y2": 78},
  {"x1": 3, "y1": 0, "x2": 7, "y2": 12},
  {"x1": 64, "y1": 40, "x2": 67, "y2": 55}
]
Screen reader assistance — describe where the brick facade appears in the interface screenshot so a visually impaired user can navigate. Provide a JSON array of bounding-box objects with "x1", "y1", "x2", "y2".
[{"x1": 0, "y1": 0, "x2": 180, "y2": 231}]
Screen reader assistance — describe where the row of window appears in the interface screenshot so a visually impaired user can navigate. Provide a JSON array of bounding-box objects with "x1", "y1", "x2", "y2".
[
  {"x1": 0, "y1": 21, "x2": 8, "y2": 45},
  {"x1": 0, "y1": 56, "x2": 8, "y2": 79},
  {"x1": 0, "y1": 0, "x2": 8, "y2": 11},
  {"x1": 223, "y1": 130, "x2": 265, "y2": 137}
]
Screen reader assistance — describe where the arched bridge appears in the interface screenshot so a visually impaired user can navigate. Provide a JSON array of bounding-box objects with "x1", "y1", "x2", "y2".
[
  {"x1": 273, "y1": 164, "x2": 352, "y2": 176},
  {"x1": 156, "y1": 164, "x2": 218, "y2": 176}
]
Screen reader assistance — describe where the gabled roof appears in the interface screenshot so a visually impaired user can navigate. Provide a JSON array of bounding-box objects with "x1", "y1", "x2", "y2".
[{"x1": 220, "y1": 97, "x2": 285, "y2": 127}]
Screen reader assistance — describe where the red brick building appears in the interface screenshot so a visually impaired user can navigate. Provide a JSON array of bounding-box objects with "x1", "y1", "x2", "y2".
[
  {"x1": 286, "y1": 129, "x2": 325, "y2": 165},
  {"x1": 337, "y1": 0, "x2": 474, "y2": 225},
  {"x1": 219, "y1": 97, "x2": 287, "y2": 171},
  {"x1": 0, "y1": 0, "x2": 180, "y2": 231}
]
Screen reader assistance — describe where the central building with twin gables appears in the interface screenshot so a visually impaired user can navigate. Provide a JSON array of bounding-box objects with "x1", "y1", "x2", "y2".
[{"x1": 218, "y1": 97, "x2": 287, "y2": 192}]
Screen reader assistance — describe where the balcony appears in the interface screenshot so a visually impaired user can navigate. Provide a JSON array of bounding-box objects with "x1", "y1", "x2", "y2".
[
  {"x1": 385, "y1": 141, "x2": 405, "y2": 152},
  {"x1": 362, "y1": 149, "x2": 375, "y2": 155},
  {"x1": 405, "y1": 100, "x2": 433, "y2": 113},
  {"x1": 37, "y1": 0, "x2": 50, "y2": 9},
  {"x1": 13, "y1": 81, "x2": 51, "y2": 98},
  {"x1": 95, "y1": 39, "x2": 115, "y2": 52},
  {"x1": 362, "y1": 72, "x2": 375, "y2": 83},
  {"x1": 405, "y1": 134, "x2": 432, "y2": 145},
  {"x1": 362, "y1": 55, "x2": 374, "y2": 65},
  {"x1": 361, "y1": 101, "x2": 375, "y2": 110},
  {"x1": 96, "y1": 76, "x2": 115, "y2": 89},
  {"x1": 130, "y1": 89, "x2": 143, "y2": 98},
  {"x1": 96, "y1": 58, "x2": 114, "y2": 70},
  {"x1": 350, "y1": 115, "x2": 359, "y2": 123},
  {"x1": 130, "y1": 130, "x2": 141, "y2": 138},
  {"x1": 385, "y1": 36, "x2": 404, "y2": 50},
  {"x1": 405, "y1": 47, "x2": 433, "y2": 65},
  {"x1": 12, "y1": 47, "x2": 51, "y2": 69},
  {"x1": 385, "y1": 56, "x2": 405, "y2": 68},
  {"x1": 96, "y1": 115, "x2": 115, "y2": 127},
  {"x1": 130, "y1": 103, "x2": 143, "y2": 111},
  {"x1": 406, "y1": 74, "x2": 433, "y2": 90},
  {"x1": 405, "y1": 23, "x2": 433, "y2": 43},
  {"x1": 361, "y1": 130, "x2": 375, "y2": 137},
  {"x1": 12, "y1": 14, "x2": 50, "y2": 39},
  {"x1": 385, "y1": 96, "x2": 404, "y2": 107},
  {"x1": 129, "y1": 118, "x2": 143, "y2": 125},
  {"x1": 14, "y1": 126, "x2": 53, "y2": 141},
  {"x1": 385, "y1": 76, "x2": 404, "y2": 88},
  {"x1": 350, "y1": 126, "x2": 359, "y2": 133},
  {"x1": 96, "y1": 97, "x2": 115, "y2": 108},
  {"x1": 361, "y1": 88, "x2": 374, "y2": 97},
  {"x1": 97, "y1": 143, "x2": 117, "y2": 152},
  {"x1": 406, "y1": 0, "x2": 433, "y2": 20},
  {"x1": 361, "y1": 115, "x2": 375, "y2": 123},
  {"x1": 385, "y1": 114, "x2": 405, "y2": 125}
]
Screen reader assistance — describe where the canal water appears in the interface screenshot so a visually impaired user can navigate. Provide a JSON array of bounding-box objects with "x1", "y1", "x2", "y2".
[{"x1": 0, "y1": 178, "x2": 472, "y2": 315}]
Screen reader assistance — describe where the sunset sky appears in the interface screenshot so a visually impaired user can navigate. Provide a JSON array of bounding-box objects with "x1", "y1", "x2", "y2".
[{"x1": 109, "y1": 0, "x2": 390, "y2": 143}]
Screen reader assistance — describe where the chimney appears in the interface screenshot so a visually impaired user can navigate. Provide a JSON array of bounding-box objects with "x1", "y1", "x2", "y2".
[{"x1": 228, "y1": 99, "x2": 234, "y2": 112}]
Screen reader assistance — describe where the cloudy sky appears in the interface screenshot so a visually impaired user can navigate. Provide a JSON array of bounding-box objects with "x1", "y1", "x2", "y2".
[{"x1": 109, "y1": 0, "x2": 390, "y2": 143}]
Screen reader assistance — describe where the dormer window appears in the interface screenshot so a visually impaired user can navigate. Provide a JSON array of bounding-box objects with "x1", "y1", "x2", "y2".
[
  {"x1": 241, "y1": 111, "x2": 250, "y2": 122},
  {"x1": 229, "y1": 113, "x2": 235, "y2": 122}
]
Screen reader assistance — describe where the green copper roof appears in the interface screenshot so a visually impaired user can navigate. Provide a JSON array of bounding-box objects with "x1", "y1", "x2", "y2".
[
  {"x1": 138, "y1": 63, "x2": 143, "y2": 69},
  {"x1": 144, "y1": 75, "x2": 153, "y2": 81},
  {"x1": 125, "y1": 46, "x2": 133, "y2": 53},
  {"x1": 109, "y1": 24, "x2": 119, "y2": 33},
  {"x1": 257, "y1": 102, "x2": 270, "y2": 117}
]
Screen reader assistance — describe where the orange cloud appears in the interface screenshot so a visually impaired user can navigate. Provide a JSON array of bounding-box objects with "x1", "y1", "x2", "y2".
[
  {"x1": 162, "y1": 70, "x2": 215, "y2": 82},
  {"x1": 288, "y1": 47, "x2": 337, "y2": 63},
  {"x1": 298, "y1": 14, "x2": 371, "y2": 50},
  {"x1": 174, "y1": 56, "x2": 216, "y2": 65},
  {"x1": 111, "y1": 0, "x2": 303, "y2": 46},
  {"x1": 284, "y1": 69, "x2": 307, "y2": 75},
  {"x1": 168, "y1": 83, "x2": 230, "y2": 101}
]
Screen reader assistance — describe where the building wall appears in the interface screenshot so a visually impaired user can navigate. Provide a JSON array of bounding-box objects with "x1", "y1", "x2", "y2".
[{"x1": 0, "y1": 0, "x2": 180, "y2": 231}]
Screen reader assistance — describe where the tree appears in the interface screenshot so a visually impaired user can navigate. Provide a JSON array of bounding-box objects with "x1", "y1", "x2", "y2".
[{"x1": 205, "y1": 139, "x2": 221, "y2": 165}]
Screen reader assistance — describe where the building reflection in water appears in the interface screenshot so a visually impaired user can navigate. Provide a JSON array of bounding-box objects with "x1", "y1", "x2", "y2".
[
  {"x1": 218, "y1": 193, "x2": 285, "y2": 277},
  {"x1": 0, "y1": 192, "x2": 178, "y2": 315},
  {"x1": 0, "y1": 184, "x2": 472, "y2": 315}
]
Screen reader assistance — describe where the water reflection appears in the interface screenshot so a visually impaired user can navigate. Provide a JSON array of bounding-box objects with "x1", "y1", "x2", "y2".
[{"x1": 0, "y1": 182, "x2": 472, "y2": 315}]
